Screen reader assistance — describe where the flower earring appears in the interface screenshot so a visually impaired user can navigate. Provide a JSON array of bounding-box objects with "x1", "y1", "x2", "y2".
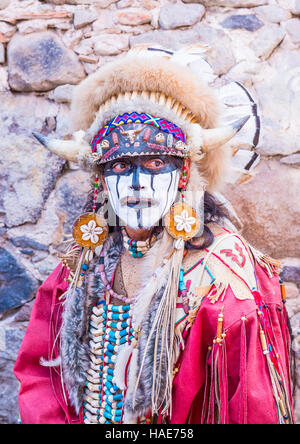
[
  {"x1": 164, "y1": 160, "x2": 201, "y2": 241},
  {"x1": 71, "y1": 175, "x2": 108, "y2": 287}
]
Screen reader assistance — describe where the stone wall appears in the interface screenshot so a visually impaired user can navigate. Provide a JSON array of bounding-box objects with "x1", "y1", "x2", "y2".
[{"x1": 0, "y1": 0, "x2": 299, "y2": 424}]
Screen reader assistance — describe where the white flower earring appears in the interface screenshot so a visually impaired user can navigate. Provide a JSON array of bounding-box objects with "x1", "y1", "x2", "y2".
[
  {"x1": 73, "y1": 212, "x2": 108, "y2": 250},
  {"x1": 164, "y1": 160, "x2": 200, "y2": 241},
  {"x1": 69, "y1": 175, "x2": 108, "y2": 288},
  {"x1": 72, "y1": 175, "x2": 108, "y2": 250},
  {"x1": 80, "y1": 219, "x2": 104, "y2": 244},
  {"x1": 174, "y1": 210, "x2": 196, "y2": 234}
]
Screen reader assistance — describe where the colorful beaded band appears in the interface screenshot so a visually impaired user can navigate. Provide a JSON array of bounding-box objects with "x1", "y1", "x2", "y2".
[
  {"x1": 122, "y1": 227, "x2": 156, "y2": 258},
  {"x1": 91, "y1": 112, "x2": 186, "y2": 153}
]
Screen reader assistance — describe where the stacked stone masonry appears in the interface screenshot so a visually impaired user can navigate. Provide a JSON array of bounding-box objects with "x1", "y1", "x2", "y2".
[{"x1": 0, "y1": 0, "x2": 299, "y2": 424}]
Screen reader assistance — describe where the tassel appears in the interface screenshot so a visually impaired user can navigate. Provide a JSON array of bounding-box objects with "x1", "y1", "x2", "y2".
[
  {"x1": 239, "y1": 317, "x2": 247, "y2": 423},
  {"x1": 201, "y1": 347, "x2": 211, "y2": 423},
  {"x1": 279, "y1": 280, "x2": 291, "y2": 361},
  {"x1": 58, "y1": 242, "x2": 82, "y2": 273},
  {"x1": 174, "y1": 321, "x2": 186, "y2": 362},
  {"x1": 48, "y1": 296, "x2": 69, "y2": 408},
  {"x1": 202, "y1": 309, "x2": 228, "y2": 424},
  {"x1": 258, "y1": 316, "x2": 292, "y2": 424},
  {"x1": 207, "y1": 343, "x2": 228, "y2": 424},
  {"x1": 248, "y1": 244, "x2": 282, "y2": 277},
  {"x1": 218, "y1": 336, "x2": 228, "y2": 424},
  {"x1": 59, "y1": 244, "x2": 96, "y2": 299},
  {"x1": 254, "y1": 290, "x2": 293, "y2": 423},
  {"x1": 254, "y1": 291, "x2": 294, "y2": 424},
  {"x1": 278, "y1": 280, "x2": 294, "y2": 415},
  {"x1": 60, "y1": 285, "x2": 91, "y2": 414},
  {"x1": 153, "y1": 240, "x2": 185, "y2": 417},
  {"x1": 277, "y1": 305, "x2": 290, "y2": 373},
  {"x1": 207, "y1": 344, "x2": 216, "y2": 424}
]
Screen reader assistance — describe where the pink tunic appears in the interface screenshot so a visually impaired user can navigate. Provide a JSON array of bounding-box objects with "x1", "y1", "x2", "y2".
[
  {"x1": 14, "y1": 237, "x2": 294, "y2": 424},
  {"x1": 171, "y1": 265, "x2": 293, "y2": 424}
]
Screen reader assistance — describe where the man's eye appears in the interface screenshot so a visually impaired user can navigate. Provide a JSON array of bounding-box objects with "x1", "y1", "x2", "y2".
[
  {"x1": 144, "y1": 159, "x2": 165, "y2": 169},
  {"x1": 112, "y1": 162, "x2": 129, "y2": 172}
]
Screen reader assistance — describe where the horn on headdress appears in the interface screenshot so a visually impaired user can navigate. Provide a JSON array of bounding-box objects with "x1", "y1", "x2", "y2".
[
  {"x1": 202, "y1": 116, "x2": 250, "y2": 152},
  {"x1": 32, "y1": 130, "x2": 91, "y2": 163}
]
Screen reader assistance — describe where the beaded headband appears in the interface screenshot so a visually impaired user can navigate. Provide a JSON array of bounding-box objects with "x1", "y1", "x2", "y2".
[
  {"x1": 90, "y1": 113, "x2": 188, "y2": 164},
  {"x1": 91, "y1": 112, "x2": 186, "y2": 153}
]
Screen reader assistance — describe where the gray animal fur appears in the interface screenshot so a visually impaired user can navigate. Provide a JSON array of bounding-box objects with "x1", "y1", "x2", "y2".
[
  {"x1": 60, "y1": 285, "x2": 90, "y2": 413},
  {"x1": 60, "y1": 229, "x2": 171, "y2": 418},
  {"x1": 60, "y1": 231, "x2": 123, "y2": 413}
]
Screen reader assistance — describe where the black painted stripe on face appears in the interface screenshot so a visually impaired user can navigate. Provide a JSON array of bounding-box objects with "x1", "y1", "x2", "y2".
[
  {"x1": 131, "y1": 165, "x2": 142, "y2": 191},
  {"x1": 161, "y1": 169, "x2": 175, "y2": 219},
  {"x1": 137, "y1": 209, "x2": 142, "y2": 229},
  {"x1": 150, "y1": 175, "x2": 155, "y2": 194},
  {"x1": 116, "y1": 175, "x2": 120, "y2": 199}
]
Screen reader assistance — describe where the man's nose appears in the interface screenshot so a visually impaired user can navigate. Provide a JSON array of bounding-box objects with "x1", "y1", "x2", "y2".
[{"x1": 130, "y1": 165, "x2": 144, "y2": 191}]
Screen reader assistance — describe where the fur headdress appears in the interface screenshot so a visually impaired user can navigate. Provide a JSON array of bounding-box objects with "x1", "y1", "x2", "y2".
[{"x1": 33, "y1": 44, "x2": 260, "y2": 193}]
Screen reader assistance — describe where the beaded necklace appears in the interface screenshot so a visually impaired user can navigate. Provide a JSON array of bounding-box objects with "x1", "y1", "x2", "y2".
[
  {"x1": 99, "y1": 249, "x2": 136, "y2": 305},
  {"x1": 121, "y1": 227, "x2": 157, "y2": 258},
  {"x1": 83, "y1": 239, "x2": 182, "y2": 424},
  {"x1": 84, "y1": 244, "x2": 140, "y2": 424},
  {"x1": 83, "y1": 300, "x2": 135, "y2": 424}
]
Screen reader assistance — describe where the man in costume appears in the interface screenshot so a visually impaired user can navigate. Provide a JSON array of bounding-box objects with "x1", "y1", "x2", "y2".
[{"x1": 14, "y1": 46, "x2": 294, "y2": 424}]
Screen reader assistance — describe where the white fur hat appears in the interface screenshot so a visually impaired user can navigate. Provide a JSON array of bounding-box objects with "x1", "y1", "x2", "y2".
[{"x1": 33, "y1": 45, "x2": 260, "y2": 192}]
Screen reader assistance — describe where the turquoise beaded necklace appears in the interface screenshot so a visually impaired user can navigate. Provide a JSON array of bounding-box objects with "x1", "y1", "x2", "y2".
[
  {"x1": 83, "y1": 299, "x2": 136, "y2": 424},
  {"x1": 121, "y1": 227, "x2": 157, "y2": 258}
]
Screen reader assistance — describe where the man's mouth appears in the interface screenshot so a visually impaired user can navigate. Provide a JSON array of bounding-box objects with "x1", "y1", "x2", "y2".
[{"x1": 120, "y1": 196, "x2": 158, "y2": 209}]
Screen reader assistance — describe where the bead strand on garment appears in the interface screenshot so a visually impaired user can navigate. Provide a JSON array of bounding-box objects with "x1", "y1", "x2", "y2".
[
  {"x1": 98, "y1": 252, "x2": 136, "y2": 305},
  {"x1": 83, "y1": 300, "x2": 134, "y2": 424},
  {"x1": 83, "y1": 243, "x2": 178, "y2": 424}
]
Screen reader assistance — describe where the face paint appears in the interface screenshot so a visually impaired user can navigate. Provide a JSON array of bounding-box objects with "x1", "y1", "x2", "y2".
[{"x1": 103, "y1": 157, "x2": 181, "y2": 230}]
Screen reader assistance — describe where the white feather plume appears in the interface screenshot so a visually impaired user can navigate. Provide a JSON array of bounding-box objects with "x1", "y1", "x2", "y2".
[
  {"x1": 40, "y1": 356, "x2": 61, "y2": 367},
  {"x1": 114, "y1": 343, "x2": 133, "y2": 391}
]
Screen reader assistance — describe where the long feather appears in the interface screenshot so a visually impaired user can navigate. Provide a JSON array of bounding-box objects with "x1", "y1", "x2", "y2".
[
  {"x1": 132, "y1": 239, "x2": 185, "y2": 417},
  {"x1": 217, "y1": 81, "x2": 261, "y2": 178},
  {"x1": 114, "y1": 343, "x2": 133, "y2": 391},
  {"x1": 170, "y1": 43, "x2": 210, "y2": 66},
  {"x1": 40, "y1": 356, "x2": 61, "y2": 367}
]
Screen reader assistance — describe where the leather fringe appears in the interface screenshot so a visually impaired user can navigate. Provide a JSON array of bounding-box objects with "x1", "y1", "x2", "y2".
[{"x1": 201, "y1": 310, "x2": 228, "y2": 424}]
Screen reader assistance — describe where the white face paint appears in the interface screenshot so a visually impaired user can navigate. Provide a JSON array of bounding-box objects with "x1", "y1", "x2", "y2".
[{"x1": 104, "y1": 160, "x2": 180, "y2": 230}]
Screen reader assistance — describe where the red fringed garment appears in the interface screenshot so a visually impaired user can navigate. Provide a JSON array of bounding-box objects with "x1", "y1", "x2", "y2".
[{"x1": 14, "y1": 232, "x2": 294, "y2": 424}]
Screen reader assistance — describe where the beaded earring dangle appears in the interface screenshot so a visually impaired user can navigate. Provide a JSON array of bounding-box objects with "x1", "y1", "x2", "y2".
[
  {"x1": 71, "y1": 175, "x2": 109, "y2": 287},
  {"x1": 164, "y1": 159, "x2": 201, "y2": 242},
  {"x1": 92, "y1": 175, "x2": 99, "y2": 212}
]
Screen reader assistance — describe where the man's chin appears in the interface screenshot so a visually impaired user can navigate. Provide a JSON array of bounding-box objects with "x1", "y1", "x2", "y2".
[
  {"x1": 124, "y1": 221, "x2": 159, "y2": 231},
  {"x1": 119, "y1": 216, "x2": 161, "y2": 231}
]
